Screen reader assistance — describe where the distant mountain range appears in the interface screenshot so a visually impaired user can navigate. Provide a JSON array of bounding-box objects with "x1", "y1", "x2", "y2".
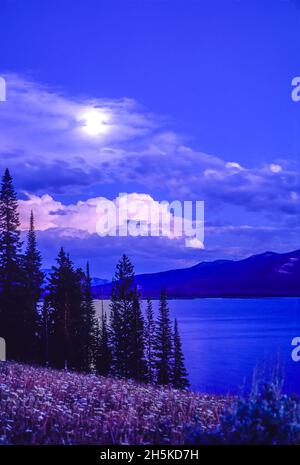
[
  {"x1": 92, "y1": 249, "x2": 300, "y2": 299},
  {"x1": 42, "y1": 269, "x2": 108, "y2": 288}
]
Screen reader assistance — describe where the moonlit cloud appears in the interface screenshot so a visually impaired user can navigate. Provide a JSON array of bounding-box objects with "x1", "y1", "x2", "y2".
[
  {"x1": 0, "y1": 74, "x2": 159, "y2": 191},
  {"x1": 0, "y1": 74, "x2": 298, "y2": 220},
  {"x1": 225, "y1": 162, "x2": 243, "y2": 170},
  {"x1": 19, "y1": 192, "x2": 203, "y2": 249},
  {"x1": 0, "y1": 73, "x2": 299, "y2": 274}
]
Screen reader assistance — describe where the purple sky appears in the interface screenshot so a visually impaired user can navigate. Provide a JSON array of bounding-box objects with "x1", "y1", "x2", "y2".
[{"x1": 0, "y1": 1, "x2": 299, "y2": 278}]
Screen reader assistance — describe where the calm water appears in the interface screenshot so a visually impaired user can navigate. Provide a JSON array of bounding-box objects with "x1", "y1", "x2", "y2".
[{"x1": 95, "y1": 298, "x2": 300, "y2": 395}]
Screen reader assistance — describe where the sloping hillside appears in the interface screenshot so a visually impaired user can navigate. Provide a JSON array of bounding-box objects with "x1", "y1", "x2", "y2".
[{"x1": 0, "y1": 363, "x2": 228, "y2": 445}]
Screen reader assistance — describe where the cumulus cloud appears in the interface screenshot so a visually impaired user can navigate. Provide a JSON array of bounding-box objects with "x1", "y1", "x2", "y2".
[
  {"x1": 18, "y1": 192, "x2": 299, "y2": 277},
  {"x1": 19, "y1": 192, "x2": 204, "y2": 249}
]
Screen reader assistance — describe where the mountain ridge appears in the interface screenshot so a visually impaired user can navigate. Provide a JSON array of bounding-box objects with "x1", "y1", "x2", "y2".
[{"x1": 92, "y1": 249, "x2": 300, "y2": 299}]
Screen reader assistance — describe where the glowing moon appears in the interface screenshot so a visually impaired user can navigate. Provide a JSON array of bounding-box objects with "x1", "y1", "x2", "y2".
[{"x1": 81, "y1": 109, "x2": 109, "y2": 136}]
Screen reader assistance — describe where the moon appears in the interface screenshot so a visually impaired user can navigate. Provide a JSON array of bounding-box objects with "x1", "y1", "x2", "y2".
[{"x1": 81, "y1": 109, "x2": 109, "y2": 136}]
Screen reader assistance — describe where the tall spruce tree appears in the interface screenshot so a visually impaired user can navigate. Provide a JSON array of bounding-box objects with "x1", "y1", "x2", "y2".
[
  {"x1": 22, "y1": 211, "x2": 44, "y2": 362},
  {"x1": 145, "y1": 298, "x2": 156, "y2": 383},
  {"x1": 110, "y1": 254, "x2": 135, "y2": 378},
  {"x1": 95, "y1": 310, "x2": 112, "y2": 376},
  {"x1": 81, "y1": 262, "x2": 97, "y2": 371},
  {"x1": 172, "y1": 319, "x2": 189, "y2": 389},
  {"x1": 154, "y1": 289, "x2": 173, "y2": 385},
  {"x1": 47, "y1": 248, "x2": 85, "y2": 370},
  {"x1": 40, "y1": 297, "x2": 52, "y2": 366},
  {"x1": 129, "y1": 288, "x2": 147, "y2": 381},
  {"x1": 0, "y1": 168, "x2": 23, "y2": 359}
]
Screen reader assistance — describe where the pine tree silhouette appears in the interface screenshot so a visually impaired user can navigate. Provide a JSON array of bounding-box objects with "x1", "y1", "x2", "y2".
[
  {"x1": 145, "y1": 298, "x2": 156, "y2": 382},
  {"x1": 47, "y1": 248, "x2": 85, "y2": 370},
  {"x1": 0, "y1": 168, "x2": 23, "y2": 359},
  {"x1": 110, "y1": 254, "x2": 135, "y2": 378},
  {"x1": 81, "y1": 262, "x2": 97, "y2": 371},
  {"x1": 40, "y1": 297, "x2": 52, "y2": 366},
  {"x1": 129, "y1": 288, "x2": 147, "y2": 381},
  {"x1": 172, "y1": 318, "x2": 189, "y2": 389},
  {"x1": 154, "y1": 289, "x2": 173, "y2": 385},
  {"x1": 22, "y1": 211, "x2": 44, "y2": 362},
  {"x1": 95, "y1": 310, "x2": 112, "y2": 376}
]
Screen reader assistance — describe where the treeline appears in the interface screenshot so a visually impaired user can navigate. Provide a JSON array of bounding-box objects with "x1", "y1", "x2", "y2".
[{"x1": 0, "y1": 169, "x2": 189, "y2": 389}]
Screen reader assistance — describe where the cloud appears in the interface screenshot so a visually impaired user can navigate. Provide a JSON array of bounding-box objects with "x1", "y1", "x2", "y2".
[
  {"x1": 31, "y1": 219, "x2": 299, "y2": 278},
  {"x1": 0, "y1": 74, "x2": 298, "y2": 221},
  {"x1": 1, "y1": 73, "x2": 299, "y2": 275},
  {"x1": 19, "y1": 192, "x2": 204, "y2": 249},
  {"x1": 0, "y1": 74, "x2": 160, "y2": 192},
  {"x1": 31, "y1": 225, "x2": 253, "y2": 279},
  {"x1": 18, "y1": 192, "x2": 299, "y2": 277},
  {"x1": 33, "y1": 228, "x2": 207, "y2": 278}
]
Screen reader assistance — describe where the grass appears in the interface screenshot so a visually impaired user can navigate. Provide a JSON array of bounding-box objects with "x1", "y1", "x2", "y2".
[{"x1": 0, "y1": 362, "x2": 228, "y2": 445}]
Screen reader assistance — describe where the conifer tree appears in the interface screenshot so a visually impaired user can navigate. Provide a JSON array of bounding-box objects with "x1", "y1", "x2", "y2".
[
  {"x1": 40, "y1": 297, "x2": 52, "y2": 366},
  {"x1": 95, "y1": 310, "x2": 112, "y2": 376},
  {"x1": 145, "y1": 298, "x2": 156, "y2": 382},
  {"x1": 154, "y1": 289, "x2": 173, "y2": 385},
  {"x1": 47, "y1": 248, "x2": 85, "y2": 370},
  {"x1": 0, "y1": 168, "x2": 23, "y2": 359},
  {"x1": 81, "y1": 262, "x2": 97, "y2": 371},
  {"x1": 110, "y1": 254, "x2": 135, "y2": 378},
  {"x1": 22, "y1": 211, "x2": 44, "y2": 362},
  {"x1": 172, "y1": 318, "x2": 189, "y2": 389},
  {"x1": 129, "y1": 288, "x2": 147, "y2": 381}
]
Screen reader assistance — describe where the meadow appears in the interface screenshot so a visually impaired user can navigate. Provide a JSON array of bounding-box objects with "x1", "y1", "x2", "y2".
[{"x1": 0, "y1": 362, "x2": 228, "y2": 445}]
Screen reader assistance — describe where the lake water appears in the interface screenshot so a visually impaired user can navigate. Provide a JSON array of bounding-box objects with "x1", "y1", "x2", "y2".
[{"x1": 95, "y1": 298, "x2": 300, "y2": 395}]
